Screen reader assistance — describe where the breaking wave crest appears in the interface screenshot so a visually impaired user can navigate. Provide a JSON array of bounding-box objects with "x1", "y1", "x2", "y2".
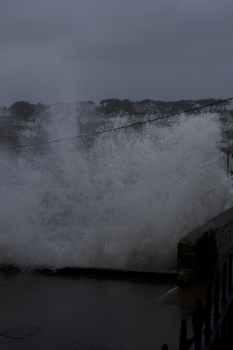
[{"x1": 0, "y1": 110, "x2": 232, "y2": 271}]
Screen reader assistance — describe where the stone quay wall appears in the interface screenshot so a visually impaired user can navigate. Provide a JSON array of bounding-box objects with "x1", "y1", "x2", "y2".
[{"x1": 177, "y1": 206, "x2": 233, "y2": 284}]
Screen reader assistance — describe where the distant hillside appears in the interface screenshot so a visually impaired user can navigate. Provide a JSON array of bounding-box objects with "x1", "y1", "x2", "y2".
[
  {"x1": 98, "y1": 98, "x2": 229, "y2": 116},
  {"x1": 0, "y1": 98, "x2": 229, "y2": 119},
  {"x1": 0, "y1": 98, "x2": 231, "y2": 152}
]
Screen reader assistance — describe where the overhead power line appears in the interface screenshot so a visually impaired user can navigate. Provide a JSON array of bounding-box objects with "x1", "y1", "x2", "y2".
[{"x1": 0, "y1": 96, "x2": 232, "y2": 152}]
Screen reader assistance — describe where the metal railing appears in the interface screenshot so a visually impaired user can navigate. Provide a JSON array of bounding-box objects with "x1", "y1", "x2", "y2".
[{"x1": 162, "y1": 254, "x2": 233, "y2": 350}]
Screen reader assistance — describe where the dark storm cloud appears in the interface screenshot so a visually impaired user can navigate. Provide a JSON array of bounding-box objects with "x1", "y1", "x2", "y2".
[{"x1": 1, "y1": 0, "x2": 233, "y2": 107}]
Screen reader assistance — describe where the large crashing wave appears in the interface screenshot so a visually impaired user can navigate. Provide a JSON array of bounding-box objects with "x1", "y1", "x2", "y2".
[{"x1": 0, "y1": 109, "x2": 232, "y2": 271}]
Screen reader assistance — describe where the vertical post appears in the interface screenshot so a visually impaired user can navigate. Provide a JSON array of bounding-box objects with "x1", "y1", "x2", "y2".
[
  {"x1": 221, "y1": 262, "x2": 227, "y2": 303},
  {"x1": 221, "y1": 317, "x2": 227, "y2": 345},
  {"x1": 214, "y1": 273, "x2": 220, "y2": 316},
  {"x1": 193, "y1": 298, "x2": 202, "y2": 350},
  {"x1": 227, "y1": 253, "x2": 233, "y2": 347},
  {"x1": 205, "y1": 284, "x2": 212, "y2": 334},
  {"x1": 227, "y1": 149, "x2": 229, "y2": 176},
  {"x1": 228, "y1": 254, "x2": 232, "y2": 292},
  {"x1": 221, "y1": 262, "x2": 227, "y2": 346},
  {"x1": 179, "y1": 319, "x2": 187, "y2": 350},
  {"x1": 227, "y1": 302, "x2": 233, "y2": 348}
]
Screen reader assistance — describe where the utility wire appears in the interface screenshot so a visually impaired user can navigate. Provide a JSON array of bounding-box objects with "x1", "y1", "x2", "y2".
[{"x1": 0, "y1": 96, "x2": 232, "y2": 152}]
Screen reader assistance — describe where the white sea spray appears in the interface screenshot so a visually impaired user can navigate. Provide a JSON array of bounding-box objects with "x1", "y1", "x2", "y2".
[{"x1": 0, "y1": 110, "x2": 232, "y2": 271}]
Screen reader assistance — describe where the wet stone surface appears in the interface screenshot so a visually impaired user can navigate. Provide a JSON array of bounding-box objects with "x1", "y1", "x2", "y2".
[
  {"x1": 0, "y1": 325, "x2": 43, "y2": 339},
  {"x1": 0, "y1": 270, "x2": 192, "y2": 350}
]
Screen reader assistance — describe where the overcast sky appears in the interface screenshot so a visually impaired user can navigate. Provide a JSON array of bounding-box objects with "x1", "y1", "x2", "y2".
[{"x1": 1, "y1": 0, "x2": 233, "y2": 107}]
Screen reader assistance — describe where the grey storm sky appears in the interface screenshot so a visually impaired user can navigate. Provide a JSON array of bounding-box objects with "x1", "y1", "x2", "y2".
[{"x1": 1, "y1": 0, "x2": 233, "y2": 107}]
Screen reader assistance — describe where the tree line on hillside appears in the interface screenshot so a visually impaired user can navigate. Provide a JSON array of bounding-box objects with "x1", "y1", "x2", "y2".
[
  {"x1": 0, "y1": 98, "x2": 230, "y2": 119},
  {"x1": 99, "y1": 98, "x2": 229, "y2": 115}
]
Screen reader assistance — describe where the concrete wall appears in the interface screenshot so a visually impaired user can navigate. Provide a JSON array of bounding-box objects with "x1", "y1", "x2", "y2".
[{"x1": 177, "y1": 207, "x2": 233, "y2": 284}]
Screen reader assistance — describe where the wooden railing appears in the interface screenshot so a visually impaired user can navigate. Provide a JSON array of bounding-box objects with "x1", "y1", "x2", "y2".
[{"x1": 162, "y1": 254, "x2": 233, "y2": 350}]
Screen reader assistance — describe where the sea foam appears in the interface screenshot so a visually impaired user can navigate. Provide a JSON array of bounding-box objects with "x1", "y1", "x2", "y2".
[{"x1": 0, "y1": 110, "x2": 232, "y2": 271}]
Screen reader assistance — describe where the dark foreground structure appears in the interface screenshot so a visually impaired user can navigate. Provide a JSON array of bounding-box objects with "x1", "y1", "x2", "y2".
[
  {"x1": 0, "y1": 269, "x2": 180, "y2": 350},
  {"x1": 163, "y1": 254, "x2": 233, "y2": 350},
  {"x1": 1, "y1": 205, "x2": 233, "y2": 349},
  {"x1": 1, "y1": 255, "x2": 233, "y2": 350}
]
